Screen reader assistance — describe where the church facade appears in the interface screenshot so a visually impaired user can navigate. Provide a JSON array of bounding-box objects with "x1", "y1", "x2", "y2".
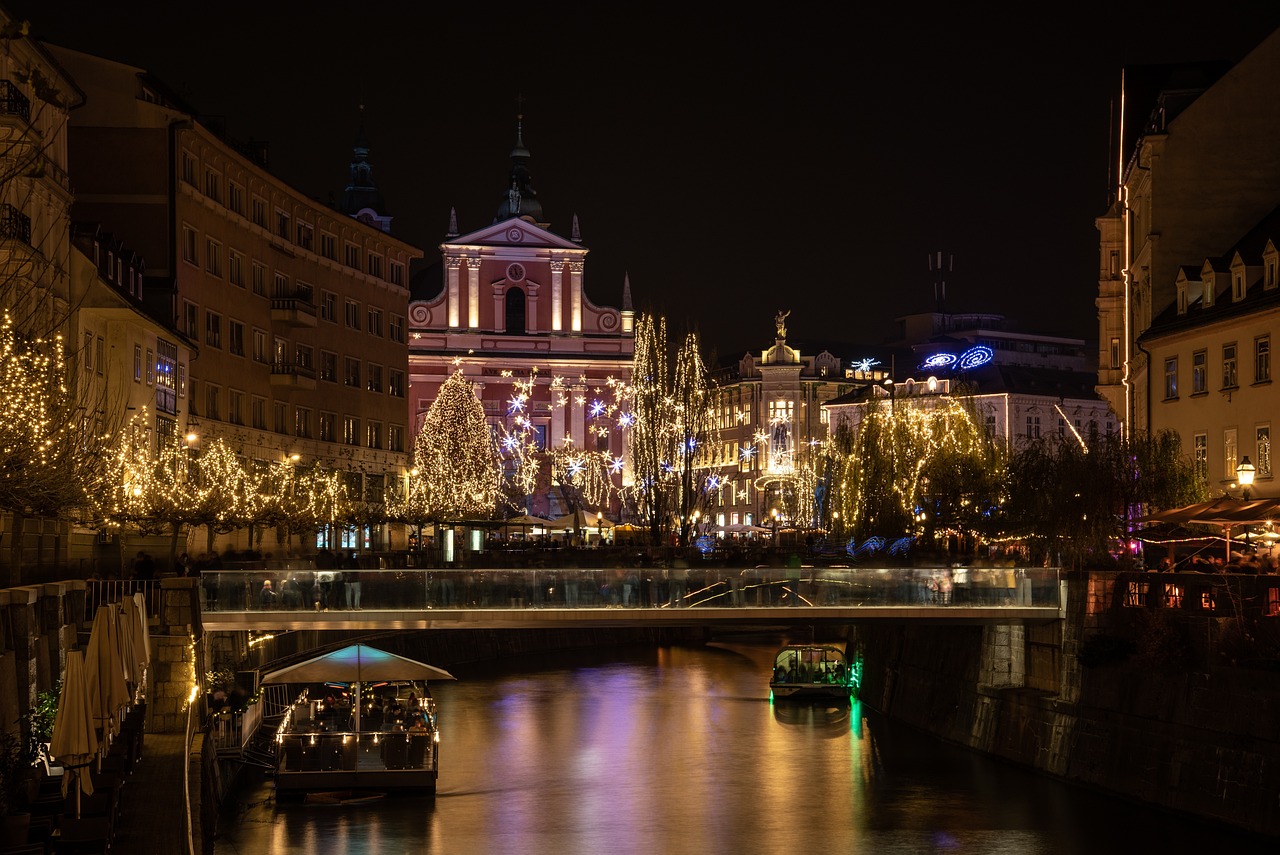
[{"x1": 407, "y1": 123, "x2": 635, "y2": 518}]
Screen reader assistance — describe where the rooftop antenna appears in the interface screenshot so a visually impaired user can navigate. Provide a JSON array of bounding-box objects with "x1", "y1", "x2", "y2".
[{"x1": 928, "y1": 251, "x2": 953, "y2": 313}]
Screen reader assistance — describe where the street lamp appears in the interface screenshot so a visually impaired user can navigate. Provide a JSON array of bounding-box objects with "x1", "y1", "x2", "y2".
[
  {"x1": 882, "y1": 376, "x2": 895, "y2": 414},
  {"x1": 1238, "y1": 456, "x2": 1256, "y2": 501}
]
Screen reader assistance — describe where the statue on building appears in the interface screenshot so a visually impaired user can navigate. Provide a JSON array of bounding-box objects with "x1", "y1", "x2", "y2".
[{"x1": 775, "y1": 309, "x2": 790, "y2": 339}]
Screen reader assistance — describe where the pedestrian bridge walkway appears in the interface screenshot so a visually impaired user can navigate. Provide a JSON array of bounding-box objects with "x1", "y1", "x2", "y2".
[{"x1": 194, "y1": 565, "x2": 1062, "y2": 631}]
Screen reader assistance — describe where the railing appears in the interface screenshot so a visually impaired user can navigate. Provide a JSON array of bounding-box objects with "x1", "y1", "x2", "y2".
[
  {"x1": 0, "y1": 203, "x2": 31, "y2": 244},
  {"x1": 270, "y1": 296, "x2": 316, "y2": 316},
  {"x1": 269, "y1": 361, "x2": 316, "y2": 380},
  {"x1": 196, "y1": 565, "x2": 1061, "y2": 613},
  {"x1": 85, "y1": 578, "x2": 162, "y2": 622},
  {"x1": 0, "y1": 79, "x2": 30, "y2": 122},
  {"x1": 210, "y1": 701, "x2": 262, "y2": 754}
]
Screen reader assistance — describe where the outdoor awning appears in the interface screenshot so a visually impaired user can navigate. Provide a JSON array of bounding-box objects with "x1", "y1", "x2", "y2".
[{"x1": 261, "y1": 643, "x2": 455, "y2": 685}]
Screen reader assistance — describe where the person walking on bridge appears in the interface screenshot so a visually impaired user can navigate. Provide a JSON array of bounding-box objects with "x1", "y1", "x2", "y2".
[{"x1": 343, "y1": 551, "x2": 362, "y2": 609}]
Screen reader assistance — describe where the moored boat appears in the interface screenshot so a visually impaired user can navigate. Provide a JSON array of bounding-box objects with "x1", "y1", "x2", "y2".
[{"x1": 769, "y1": 642, "x2": 858, "y2": 700}]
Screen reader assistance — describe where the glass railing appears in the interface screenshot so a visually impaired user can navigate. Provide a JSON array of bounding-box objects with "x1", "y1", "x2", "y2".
[{"x1": 197, "y1": 566, "x2": 1061, "y2": 612}]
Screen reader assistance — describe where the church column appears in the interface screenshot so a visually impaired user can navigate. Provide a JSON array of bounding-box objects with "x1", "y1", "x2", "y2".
[
  {"x1": 526, "y1": 282, "x2": 540, "y2": 334},
  {"x1": 550, "y1": 384, "x2": 566, "y2": 447},
  {"x1": 570, "y1": 261, "x2": 584, "y2": 333},
  {"x1": 550, "y1": 260, "x2": 564, "y2": 332},
  {"x1": 467, "y1": 256, "x2": 481, "y2": 329},
  {"x1": 446, "y1": 257, "x2": 462, "y2": 328},
  {"x1": 492, "y1": 283, "x2": 505, "y2": 333}
]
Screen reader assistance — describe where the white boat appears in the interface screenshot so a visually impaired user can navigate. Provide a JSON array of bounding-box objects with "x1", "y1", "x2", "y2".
[{"x1": 769, "y1": 642, "x2": 857, "y2": 701}]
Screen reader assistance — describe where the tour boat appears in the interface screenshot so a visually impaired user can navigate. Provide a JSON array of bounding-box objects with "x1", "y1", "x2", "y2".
[{"x1": 769, "y1": 642, "x2": 859, "y2": 700}]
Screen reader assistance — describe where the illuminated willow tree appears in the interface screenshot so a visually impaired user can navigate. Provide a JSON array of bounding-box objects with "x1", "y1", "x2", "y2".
[
  {"x1": 836, "y1": 396, "x2": 1004, "y2": 548},
  {"x1": 625, "y1": 314, "x2": 722, "y2": 547},
  {"x1": 401, "y1": 369, "x2": 501, "y2": 523},
  {"x1": 259, "y1": 461, "x2": 353, "y2": 551}
]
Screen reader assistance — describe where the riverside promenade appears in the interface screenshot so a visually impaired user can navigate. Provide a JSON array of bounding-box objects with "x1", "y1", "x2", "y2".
[{"x1": 107, "y1": 732, "x2": 194, "y2": 855}]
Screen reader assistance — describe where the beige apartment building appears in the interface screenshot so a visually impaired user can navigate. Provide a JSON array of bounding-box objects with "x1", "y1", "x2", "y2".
[{"x1": 50, "y1": 45, "x2": 423, "y2": 554}]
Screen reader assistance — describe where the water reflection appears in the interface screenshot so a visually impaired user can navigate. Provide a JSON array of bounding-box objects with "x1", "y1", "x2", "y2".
[{"x1": 217, "y1": 638, "x2": 1274, "y2": 855}]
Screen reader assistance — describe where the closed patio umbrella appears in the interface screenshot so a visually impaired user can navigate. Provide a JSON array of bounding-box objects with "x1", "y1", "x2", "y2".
[
  {"x1": 50, "y1": 649, "x2": 99, "y2": 811},
  {"x1": 85, "y1": 604, "x2": 130, "y2": 744},
  {"x1": 120, "y1": 594, "x2": 150, "y2": 699}
]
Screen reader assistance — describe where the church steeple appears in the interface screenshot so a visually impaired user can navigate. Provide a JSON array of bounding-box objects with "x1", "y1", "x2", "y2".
[
  {"x1": 493, "y1": 113, "x2": 547, "y2": 228},
  {"x1": 339, "y1": 104, "x2": 392, "y2": 233}
]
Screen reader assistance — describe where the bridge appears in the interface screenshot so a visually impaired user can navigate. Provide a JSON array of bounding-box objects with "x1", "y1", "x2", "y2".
[{"x1": 192, "y1": 565, "x2": 1063, "y2": 631}]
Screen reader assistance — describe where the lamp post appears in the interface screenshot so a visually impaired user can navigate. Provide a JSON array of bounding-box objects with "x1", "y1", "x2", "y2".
[{"x1": 1238, "y1": 456, "x2": 1256, "y2": 501}]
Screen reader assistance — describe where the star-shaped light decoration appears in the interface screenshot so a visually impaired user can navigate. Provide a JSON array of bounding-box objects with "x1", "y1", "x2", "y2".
[
  {"x1": 589, "y1": 399, "x2": 606, "y2": 417},
  {"x1": 618, "y1": 412, "x2": 635, "y2": 428},
  {"x1": 740, "y1": 445, "x2": 756, "y2": 460},
  {"x1": 609, "y1": 456, "x2": 625, "y2": 473}
]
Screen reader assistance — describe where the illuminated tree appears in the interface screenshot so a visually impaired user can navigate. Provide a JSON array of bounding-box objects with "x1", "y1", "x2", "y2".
[
  {"x1": 406, "y1": 369, "x2": 501, "y2": 521},
  {"x1": 625, "y1": 314, "x2": 723, "y2": 547},
  {"x1": 259, "y1": 461, "x2": 353, "y2": 551},
  {"x1": 836, "y1": 396, "x2": 1005, "y2": 550}
]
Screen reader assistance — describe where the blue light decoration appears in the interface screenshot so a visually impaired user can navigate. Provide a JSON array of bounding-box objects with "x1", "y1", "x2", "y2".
[
  {"x1": 705, "y1": 474, "x2": 722, "y2": 491},
  {"x1": 617, "y1": 412, "x2": 635, "y2": 428},
  {"x1": 507, "y1": 395, "x2": 525, "y2": 414},
  {"x1": 887, "y1": 536, "x2": 915, "y2": 555},
  {"x1": 608, "y1": 456, "x2": 625, "y2": 474},
  {"x1": 847, "y1": 536, "x2": 885, "y2": 557},
  {"x1": 918, "y1": 344, "x2": 993, "y2": 372},
  {"x1": 695, "y1": 535, "x2": 715, "y2": 555},
  {"x1": 588, "y1": 399, "x2": 606, "y2": 417}
]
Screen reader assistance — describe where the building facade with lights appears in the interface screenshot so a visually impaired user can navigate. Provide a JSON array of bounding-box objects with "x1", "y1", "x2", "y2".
[
  {"x1": 407, "y1": 126, "x2": 634, "y2": 520},
  {"x1": 1097, "y1": 31, "x2": 1280, "y2": 445},
  {"x1": 706, "y1": 316, "x2": 887, "y2": 529},
  {"x1": 1137, "y1": 208, "x2": 1280, "y2": 499},
  {"x1": 50, "y1": 45, "x2": 423, "y2": 554}
]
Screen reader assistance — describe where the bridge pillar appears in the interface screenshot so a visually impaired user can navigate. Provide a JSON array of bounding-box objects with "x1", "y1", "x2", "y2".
[
  {"x1": 149, "y1": 577, "x2": 204, "y2": 733},
  {"x1": 978, "y1": 624, "x2": 1025, "y2": 689}
]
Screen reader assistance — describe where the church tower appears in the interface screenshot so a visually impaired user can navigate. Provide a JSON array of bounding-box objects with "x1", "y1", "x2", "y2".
[{"x1": 338, "y1": 105, "x2": 393, "y2": 233}]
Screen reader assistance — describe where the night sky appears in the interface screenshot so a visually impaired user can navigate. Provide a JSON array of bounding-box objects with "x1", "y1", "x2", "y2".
[{"x1": 18, "y1": 2, "x2": 1280, "y2": 361}]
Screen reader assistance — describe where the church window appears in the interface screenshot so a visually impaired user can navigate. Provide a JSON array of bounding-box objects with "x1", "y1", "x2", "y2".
[{"x1": 505, "y1": 287, "x2": 526, "y2": 334}]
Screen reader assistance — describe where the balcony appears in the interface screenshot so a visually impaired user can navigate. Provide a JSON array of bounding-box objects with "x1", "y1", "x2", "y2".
[
  {"x1": 271, "y1": 294, "x2": 317, "y2": 328},
  {"x1": 0, "y1": 80, "x2": 30, "y2": 123},
  {"x1": 0, "y1": 203, "x2": 31, "y2": 244},
  {"x1": 270, "y1": 361, "x2": 317, "y2": 391}
]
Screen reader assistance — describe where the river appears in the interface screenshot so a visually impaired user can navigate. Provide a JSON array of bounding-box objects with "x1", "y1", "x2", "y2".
[{"x1": 215, "y1": 636, "x2": 1273, "y2": 854}]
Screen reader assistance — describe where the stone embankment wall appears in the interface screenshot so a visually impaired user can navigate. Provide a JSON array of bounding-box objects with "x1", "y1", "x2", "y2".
[
  {"x1": 857, "y1": 575, "x2": 1280, "y2": 839},
  {"x1": 0, "y1": 581, "x2": 85, "y2": 739}
]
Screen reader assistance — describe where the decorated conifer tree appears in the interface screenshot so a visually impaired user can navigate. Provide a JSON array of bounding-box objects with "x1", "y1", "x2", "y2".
[{"x1": 409, "y1": 369, "x2": 501, "y2": 523}]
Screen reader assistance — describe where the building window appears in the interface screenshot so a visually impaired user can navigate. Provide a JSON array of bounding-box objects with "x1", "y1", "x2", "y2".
[
  {"x1": 344, "y1": 357, "x2": 361, "y2": 387},
  {"x1": 345, "y1": 300, "x2": 361, "y2": 329},
  {"x1": 319, "y1": 412, "x2": 336, "y2": 442},
  {"x1": 296, "y1": 223, "x2": 314, "y2": 251},
  {"x1": 228, "y1": 321, "x2": 245, "y2": 356},
  {"x1": 320, "y1": 291, "x2": 337, "y2": 322},
  {"x1": 182, "y1": 226, "x2": 198, "y2": 264},
  {"x1": 319, "y1": 233, "x2": 336, "y2": 260},
  {"x1": 205, "y1": 312, "x2": 221, "y2": 348},
  {"x1": 1258, "y1": 426, "x2": 1272, "y2": 478},
  {"x1": 228, "y1": 250, "x2": 244, "y2": 287},
  {"x1": 180, "y1": 152, "x2": 197, "y2": 186},
  {"x1": 367, "y1": 364, "x2": 383, "y2": 393},
  {"x1": 205, "y1": 239, "x2": 221, "y2": 276},
  {"x1": 252, "y1": 397, "x2": 267, "y2": 430},
  {"x1": 367, "y1": 421, "x2": 382, "y2": 449},
  {"x1": 343, "y1": 416, "x2": 360, "y2": 446},
  {"x1": 273, "y1": 401, "x2": 287, "y2": 434},
  {"x1": 228, "y1": 182, "x2": 244, "y2": 215},
  {"x1": 1109, "y1": 337, "x2": 1120, "y2": 370},
  {"x1": 251, "y1": 196, "x2": 266, "y2": 228},
  {"x1": 251, "y1": 262, "x2": 266, "y2": 297},
  {"x1": 1223, "y1": 343, "x2": 1238, "y2": 389},
  {"x1": 390, "y1": 314, "x2": 404, "y2": 343},
  {"x1": 185, "y1": 303, "x2": 199, "y2": 340},
  {"x1": 367, "y1": 308, "x2": 383, "y2": 336},
  {"x1": 389, "y1": 369, "x2": 404, "y2": 397},
  {"x1": 295, "y1": 344, "x2": 313, "y2": 372},
  {"x1": 389, "y1": 424, "x2": 404, "y2": 452},
  {"x1": 205, "y1": 385, "x2": 220, "y2": 421},
  {"x1": 273, "y1": 273, "x2": 289, "y2": 297},
  {"x1": 156, "y1": 341, "x2": 177, "y2": 413},
  {"x1": 229, "y1": 390, "x2": 244, "y2": 425},
  {"x1": 1233, "y1": 273, "x2": 1245, "y2": 301},
  {"x1": 1026, "y1": 414, "x2": 1040, "y2": 439},
  {"x1": 146, "y1": 348, "x2": 154, "y2": 385},
  {"x1": 390, "y1": 261, "x2": 405, "y2": 286},
  {"x1": 275, "y1": 209, "x2": 290, "y2": 240},
  {"x1": 1256, "y1": 336, "x2": 1271, "y2": 383},
  {"x1": 134, "y1": 344, "x2": 142, "y2": 382},
  {"x1": 320, "y1": 351, "x2": 337, "y2": 382},
  {"x1": 1225, "y1": 428, "x2": 1238, "y2": 481},
  {"x1": 252, "y1": 328, "x2": 268, "y2": 363},
  {"x1": 367, "y1": 254, "x2": 383, "y2": 279},
  {"x1": 344, "y1": 244, "x2": 360, "y2": 269},
  {"x1": 204, "y1": 170, "x2": 221, "y2": 203},
  {"x1": 295, "y1": 407, "x2": 312, "y2": 439},
  {"x1": 79, "y1": 333, "x2": 90, "y2": 375},
  {"x1": 1163, "y1": 357, "x2": 1178, "y2": 400},
  {"x1": 1192, "y1": 350, "x2": 1207, "y2": 394}
]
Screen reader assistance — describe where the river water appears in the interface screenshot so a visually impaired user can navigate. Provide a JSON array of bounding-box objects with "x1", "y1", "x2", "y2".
[{"x1": 215, "y1": 636, "x2": 1272, "y2": 855}]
